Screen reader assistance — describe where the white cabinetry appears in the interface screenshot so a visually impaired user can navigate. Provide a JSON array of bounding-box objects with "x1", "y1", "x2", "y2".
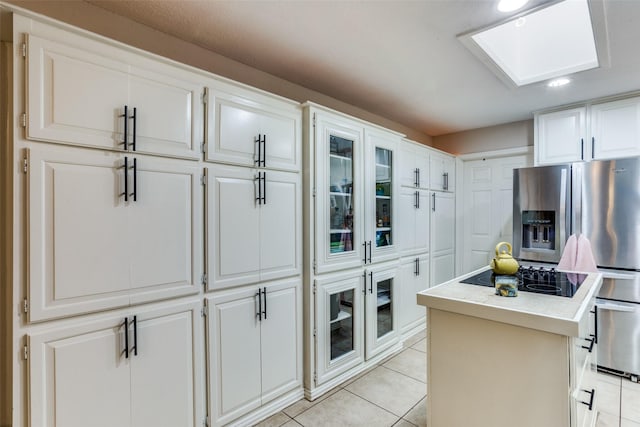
[
  {"x1": 430, "y1": 191, "x2": 455, "y2": 287},
  {"x1": 398, "y1": 255, "x2": 429, "y2": 334},
  {"x1": 28, "y1": 300, "x2": 204, "y2": 427},
  {"x1": 205, "y1": 83, "x2": 301, "y2": 171},
  {"x1": 27, "y1": 145, "x2": 203, "y2": 321},
  {"x1": 206, "y1": 279, "x2": 301, "y2": 427},
  {"x1": 364, "y1": 263, "x2": 399, "y2": 359},
  {"x1": 430, "y1": 151, "x2": 456, "y2": 192},
  {"x1": 535, "y1": 94, "x2": 640, "y2": 165},
  {"x1": 397, "y1": 187, "x2": 430, "y2": 256},
  {"x1": 26, "y1": 34, "x2": 203, "y2": 159},
  {"x1": 207, "y1": 165, "x2": 301, "y2": 290},
  {"x1": 398, "y1": 140, "x2": 430, "y2": 189}
]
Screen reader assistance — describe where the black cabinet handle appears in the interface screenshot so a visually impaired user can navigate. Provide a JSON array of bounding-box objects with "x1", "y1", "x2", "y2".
[
  {"x1": 369, "y1": 271, "x2": 373, "y2": 294},
  {"x1": 256, "y1": 288, "x2": 262, "y2": 321},
  {"x1": 131, "y1": 315, "x2": 138, "y2": 356},
  {"x1": 414, "y1": 258, "x2": 419, "y2": 276},
  {"x1": 262, "y1": 172, "x2": 266, "y2": 204},
  {"x1": 123, "y1": 157, "x2": 129, "y2": 202},
  {"x1": 591, "y1": 137, "x2": 595, "y2": 159},
  {"x1": 413, "y1": 191, "x2": 418, "y2": 208},
  {"x1": 580, "y1": 389, "x2": 595, "y2": 411},
  {"x1": 362, "y1": 271, "x2": 367, "y2": 295},
  {"x1": 414, "y1": 168, "x2": 419, "y2": 187},
  {"x1": 123, "y1": 317, "x2": 129, "y2": 359},
  {"x1": 362, "y1": 241, "x2": 367, "y2": 263},
  {"x1": 255, "y1": 134, "x2": 262, "y2": 166},
  {"x1": 418, "y1": 258, "x2": 420, "y2": 275},
  {"x1": 262, "y1": 134, "x2": 266, "y2": 167},
  {"x1": 131, "y1": 107, "x2": 137, "y2": 152},
  {"x1": 592, "y1": 306, "x2": 598, "y2": 344},
  {"x1": 581, "y1": 138, "x2": 584, "y2": 160},
  {"x1": 445, "y1": 172, "x2": 449, "y2": 191},
  {"x1": 581, "y1": 336, "x2": 595, "y2": 353},
  {"x1": 262, "y1": 287, "x2": 267, "y2": 319},
  {"x1": 255, "y1": 173, "x2": 262, "y2": 205},
  {"x1": 417, "y1": 168, "x2": 420, "y2": 187},
  {"x1": 120, "y1": 105, "x2": 129, "y2": 150},
  {"x1": 132, "y1": 158, "x2": 137, "y2": 202},
  {"x1": 432, "y1": 193, "x2": 436, "y2": 212},
  {"x1": 367, "y1": 241, "x2": 372, "y2": 263}
]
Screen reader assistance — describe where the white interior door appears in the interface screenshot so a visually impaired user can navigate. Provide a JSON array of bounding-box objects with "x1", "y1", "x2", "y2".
[
  {"x1": 130, "y1": 302, "x2": 202, "y2": 427},
  {"x1": 28, "y1": 146, "x2": 130, "y2": 321},
  {"x1": 259, "y1": 171, "x2": 301, "y2": 282},
  {"x1": 259, "y1": 280, "x2": 301, "y2": 403},
  {"x1": 128, "y1": 156, "x2": 202, "y2": 303},
  {"x1": 207, "y1": 290, "x2": 262, "y2": 425},
  {"x1": 207, "y1": 165, "x2": 261, "y2": 290},
  {"x1": 28, "y1": 318, "x2": 131, "y2": 427}
]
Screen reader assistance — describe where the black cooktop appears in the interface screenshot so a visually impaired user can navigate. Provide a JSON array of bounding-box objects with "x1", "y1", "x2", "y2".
[{"x1": 460, "y1": 266, "x2": 587, "y2": 298}]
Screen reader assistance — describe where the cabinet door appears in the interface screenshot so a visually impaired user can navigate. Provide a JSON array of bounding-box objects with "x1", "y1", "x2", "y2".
[
  {"x1": 415, "y1": 191, "x2": 431, "y2": 254},
  {"x1": 415, "y1": 148, "x2": 431, "y2": 190},
  {"x1": 590, "y1": 97, "x2": 640, "y2": 160},
  {"x1": 431, "y1": 252, "x2": 455, "y2": 288},
  {"x1": 27, "y1": 34, "x2": 129, "y2": 151},
  {"x1": 206, "y1": 89, "x2": 300, "y2": 171},
  {"x1": 315, "y1": 271, "x2": 364, "y2": 385},
  {"x1": 399, "y1": 256, "x2": 428, "y2": 334},
  {"x1": 207, "y1": 165, "x2": 261, "y2": 290},
  {"x1": 128, "y1": 65, "x2": 203, "y2": 159},
  {"x1": 314, "y1": 113, "x2": 365, "y2": 273},
  {"x1": 259, "y1": 280, "x2": 301, "y2": 403},
  {"x1": 28, "y1": 317, "x2": 132, "y2": 427},
  {"x1": 207, "y1": 289, "x2": 262, "y2": 426},
  {"x1": 259, "y1": 171, "x2": 301, "y2": 283},
  {"x1": 430, "y1": 153, "x2": 455, "y2": 192},
  {"x1": 128, "y1": 156, "x2": 203, "y2": 304},
  {"x1": 397, "y1": 188, "x2": 418, "y2": 255},
  {"x1": 130, "y1": 301, "x2": 203, "y2": 427},
  {"x1": 430, "y1": 192, "x2": 455, "y2": 287},
  {"x1": 535, "y1": 107, "x2": 587, "y2": 165},
  {"x1": 365, "y1": 130, "x2": 399, "y2": 263},
  {"x1": 365, "y1": 264, "x2": 399, "y2": 360},
  {"x1": 28, "y1": 146, "x2": 130, "y2": 321}
]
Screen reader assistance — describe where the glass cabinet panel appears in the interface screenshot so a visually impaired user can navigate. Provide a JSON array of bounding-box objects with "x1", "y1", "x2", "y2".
[
  {"x1": 329, "y1": 135, "x2": 355, "y2": 254},
  {"x1": 375, "y1": 278, "x2": 393, "y2": 338},
  {"x1": 329, "y1": 289, "x2": 354, "y2": 360},
  {"x1": 374, "y1": 147, "x2": 392, "y2": 248}
]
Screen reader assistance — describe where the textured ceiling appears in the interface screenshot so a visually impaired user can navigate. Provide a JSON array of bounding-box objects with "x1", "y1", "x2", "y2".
[{"x1": 78, "y1": 0, "x2": 640, "y2": 136}]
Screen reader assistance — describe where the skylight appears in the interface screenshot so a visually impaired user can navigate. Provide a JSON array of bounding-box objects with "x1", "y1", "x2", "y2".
[{"x1": 469, "y1": 0, "x2": 599, "y2": 86}]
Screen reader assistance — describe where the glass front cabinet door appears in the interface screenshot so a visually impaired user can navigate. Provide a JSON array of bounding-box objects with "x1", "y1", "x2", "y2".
[
  {"x1": 315, "y1": 271, "x2": 364, "y2": 385},
  {"x1": 314, "y1": 113, "x2": 364, "y2": 274},
  {"x1": 364, "y1": 263, "x2": 399, "y2": 359}
]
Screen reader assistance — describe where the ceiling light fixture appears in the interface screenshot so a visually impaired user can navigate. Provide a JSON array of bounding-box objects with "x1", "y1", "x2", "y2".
[
  {"x1": 497, "y1": 0, "x2": 530, "y2": 13},
  {"x1": 548, "y1": 78, "x2": 571, "y2": 87}
]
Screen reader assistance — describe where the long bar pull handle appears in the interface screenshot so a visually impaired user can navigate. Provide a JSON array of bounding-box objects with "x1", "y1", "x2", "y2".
[
  {"x1": 255, "y1": 173, "x2": 262, "y2": 205},
  {"x1": 362, "y1": 271, "x2": 367, "y2": 295},
  {"x1": 255, "y1": 134, "x2": 262, "y2": 166},
  {"x1": 362, "y1": 241, "x2": 367, "y2": 263},
  {"x1": 132, "y1": 158, "x2": 137, "y2": 202},
  {"x1": 592, "y1": 306, "x2": 598, "y2": 344},
  {"x1": 262, "y1": 287, "x2": 267, "y2": 320},
  {"x1": 262, "y1": 172, "x2": 266, "y2": 205},
  {"x1": 131, "y1": 315, "x2": 138, "y2": 356},
  {"x1": 123, "y1": 317, "x2": 129, "y2": 359},
  {"x1": 367, "y1": 241, "x2": 372, "y2": 264},
  {"x1": 414, "y1": 168, "x2": 419, "y2": 187},
  {"x1": 123, "y1": 157, "x2": 129, "y2": 202},
  {"x1": 369, "y1": 271, "x2": 373, "y2": 294},
  {"x1": 120, "y1": 105, "x2": 129, "y2": 150},
  {"x1": 417, "y1": 168, "x2": 420, "y2": 187},
  {"x1": 262, "y1": 134, "x2": 266, "y2": 167},
  {"x1": 445, "y1": 172, "x2": 449, "y2": 191},
  {"x1": 417, "y1": 258, "x2": 420, "y2": 275},
  {"x1": 256, "y1": 288, "x2": 262, "y2": 321},
  {"x1": 591, "y1": 137, "x2": 595, "y2": 159},
  {"x1": 414, "y1": 191, "x2": 418, "y2": 209},
  {"x1": 414, "y1": 258, "x2": 419, "y2": 276},
  {"x1": 432, "y1": 193, "x2": 436, "y2": 212},
  {"x1": 581, "y1": 138, "x2": 584, "y2": 160},
  {"x1": 580, "y1": 389, "x2": 595, "y2": 411},
  {"x1": 131, "y1": 107, "x2": 137, "y2": 152},
  {"x1": 417, "y1": 191, "x2": 420, "y2": 209}
]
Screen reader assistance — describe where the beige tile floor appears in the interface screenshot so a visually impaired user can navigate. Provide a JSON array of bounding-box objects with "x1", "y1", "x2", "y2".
[{"x1": 254, "y1": 330, "x2": 640, "y2": 427}]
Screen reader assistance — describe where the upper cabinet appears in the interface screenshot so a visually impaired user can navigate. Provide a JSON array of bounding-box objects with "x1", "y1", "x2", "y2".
[
  {"x1": 309, "y1": 106, "x2": 401, "y2": 274},
  {"x1": 429, "y1": 151, "x2": 456, "y2": 192},
  {"x1": 205, "y1": 82, "x2": 301, "y2": 172},
  {"x1": 398, "y1": 140, "x2": 430, "y2": 189},
  {"x1": 26, "y1": 34, "x2": 204, "y2": 160},
  {"x1": 535, "y1": 94, "x2": 640, "y2": 165}
]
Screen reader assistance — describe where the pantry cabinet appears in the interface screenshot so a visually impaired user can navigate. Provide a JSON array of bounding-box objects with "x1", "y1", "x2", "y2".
[
  {"x1": 27, "y1": 300, "x2": 204, "y2": 427},
  {"x1": 430, "y1": 191, "x2": 455, "y2": 287},
  {"x1": 27, "y1": 145, "x2": 203, "y2": 322},
  {"x1": 205, "y1": 84, "x2": 301, "y2": 171},
  {"x1": 397, "y1": 187, "x2": 430, "y2": 256},
  {"x1": 206, "y1": 279, "x2": 301, "y2": 427},
  {"x1": 26, "y1": 34, "x2": 203, "y2": 159},
  {"x1": 535, "y1": 94, "x2": 640, "y2": 165},
  {"x1": 398, "y1": 255, "x2": 429, "y2": 335},
  {"x1": 206, "y1": 165, "x2": 301, "y2": 290}
]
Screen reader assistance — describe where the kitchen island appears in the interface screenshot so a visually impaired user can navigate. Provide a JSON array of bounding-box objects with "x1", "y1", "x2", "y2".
[{"x1": 417, "y1": 267, "x2": 602, "y2": 427}]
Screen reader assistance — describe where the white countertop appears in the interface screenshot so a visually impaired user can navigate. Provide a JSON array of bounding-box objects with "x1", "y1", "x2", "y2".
[{"x1": 417, "y1": 266, "x2": 603, "y2": 337}]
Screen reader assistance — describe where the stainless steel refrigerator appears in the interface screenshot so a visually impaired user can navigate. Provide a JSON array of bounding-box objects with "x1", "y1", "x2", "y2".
[{"x1": 513, "y1": 157, "x2": 640, "y2": 382}]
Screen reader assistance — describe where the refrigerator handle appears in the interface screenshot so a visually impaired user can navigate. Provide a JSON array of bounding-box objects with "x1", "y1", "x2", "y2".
[
  {"x1": 597, "y1": 302, "x2": 636, "y2": 312},
  {"x1": 581, "y1": 138, "x2": 584, "y2": 160},
  {"x1": 558, "y1": 168, "x2": 568, "y2": 254}
]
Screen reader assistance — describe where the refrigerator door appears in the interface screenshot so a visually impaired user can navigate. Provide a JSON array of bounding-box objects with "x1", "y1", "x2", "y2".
[
  {"x1": 513, "y1": 164, "x2": 572, "y2": 263},
  {"x1": 596, "y1": 298, "x2": 640, "y2": 377},
  {"x1": 582, "y1": 158, "x2": 640, "y2": 270},
  {"x1": 598, "y1": 276, "x2": 640, "y2": 304}
]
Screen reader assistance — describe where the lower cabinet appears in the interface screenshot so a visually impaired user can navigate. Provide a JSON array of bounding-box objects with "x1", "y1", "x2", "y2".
[
  {"x1": 399, "y1": 255, "x2": 429, "y2": 335},
  {"x1": 206, "y1": 278, "x2": 302, "y2": 426},
  {"x1": 27, "y1": 300, "x2": 204, "y2": 427}
]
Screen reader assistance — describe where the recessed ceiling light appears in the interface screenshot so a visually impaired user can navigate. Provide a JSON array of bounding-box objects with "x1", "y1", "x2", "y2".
[
  {"x1": 548, "y1": 78, "x2": 571, "y2": 87},
  {"x1": 497, "y1": 0, "x2": 530, "y2": 13}
]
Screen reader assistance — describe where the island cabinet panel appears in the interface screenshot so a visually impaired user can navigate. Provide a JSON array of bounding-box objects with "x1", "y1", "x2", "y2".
[
  {"x1": 205, "y1": 87, "x2": 301, "y2": 171},
  {"x1": 27, "y1": 301, "x2": 204, "y2": 427},
  {"x1": 27, "y1": 145, "x2": 203, "y2": 322},
  {"x1": 26, "y1": 34, "x2": 203, "y2": 159},
  {"x1": 206, "y1": 279, "x2": 302, "y2": 427}
]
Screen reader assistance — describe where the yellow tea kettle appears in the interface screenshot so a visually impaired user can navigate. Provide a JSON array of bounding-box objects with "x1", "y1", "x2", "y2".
[{"x1": 490, "y1": 242, "x2": 519, "y2": 275}]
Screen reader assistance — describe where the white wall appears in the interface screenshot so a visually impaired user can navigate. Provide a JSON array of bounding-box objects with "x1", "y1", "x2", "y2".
[{"x1": 432, "y1": 119, "x2": 533, "y2": 155}]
